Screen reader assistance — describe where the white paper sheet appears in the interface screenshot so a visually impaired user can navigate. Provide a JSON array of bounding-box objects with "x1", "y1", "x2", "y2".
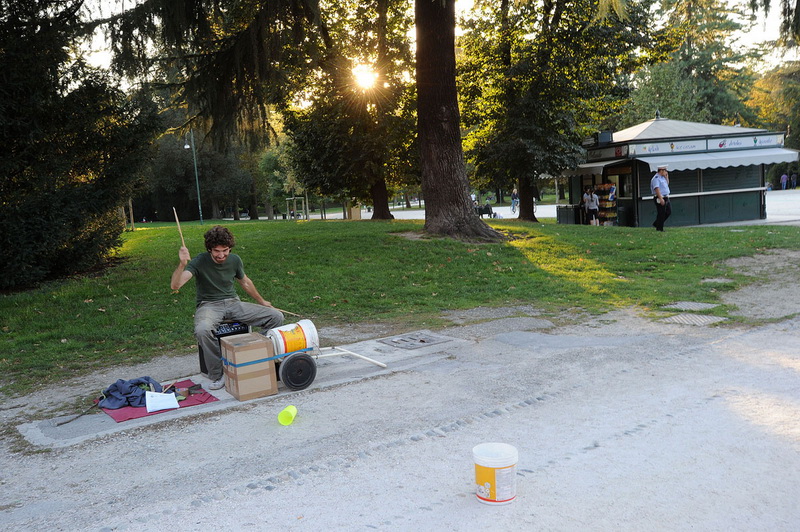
[{"x1": 145, "y1": 391, "x2": 180, "y2": 413}]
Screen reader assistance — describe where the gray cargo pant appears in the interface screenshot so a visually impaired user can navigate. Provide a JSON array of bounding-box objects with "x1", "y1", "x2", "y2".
[{"x1": 195, "y1": 298, "x2": 284, "y2": 380}]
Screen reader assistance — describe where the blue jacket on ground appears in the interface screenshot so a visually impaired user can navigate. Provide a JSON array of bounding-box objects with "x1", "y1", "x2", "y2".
[{"x1": 98, "y1": 377, "x2": 162, "y2": 409}]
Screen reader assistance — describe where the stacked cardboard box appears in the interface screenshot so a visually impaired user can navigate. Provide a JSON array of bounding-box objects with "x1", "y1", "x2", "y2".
[{"x1": 220, "y1": 332, "x2": 278, "y2": 401}]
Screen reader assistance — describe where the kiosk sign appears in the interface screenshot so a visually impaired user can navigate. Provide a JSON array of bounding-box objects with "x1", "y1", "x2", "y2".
[
  {"x1": 586, "y1": 144, "x2": 628, "y2": 161},
  {"x1": 709, "y1": 134, "x2": 784, "y2": 150},
  {"x1": 629, "y1": 140, "x2": 705, "y2": 155}
]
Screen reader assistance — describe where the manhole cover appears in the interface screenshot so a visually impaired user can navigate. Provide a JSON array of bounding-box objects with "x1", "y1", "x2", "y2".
[
  {"x1": 661, "y1": 313, "x2": 727, "y2": 326},
  {"x1": 663, "y1": 301, "x2": 720, "y2": 311},
  {"x1": 378, "y1": 333, "x2": 451, "y2": 350}
]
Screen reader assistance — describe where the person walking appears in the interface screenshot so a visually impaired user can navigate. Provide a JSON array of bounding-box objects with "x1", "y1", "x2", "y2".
[
  {"x1": 171, "y1": 225, "x2": 284, "y2": 390},
  {"x1": 510, "y1": 188, "x2": 519, "y2": 213},
  {"x1": 651, "y1": 165, "x2": 671, "y2": 232},
  {"x1": 780, "y1": 172, "x2": 788, "y2": 190}
]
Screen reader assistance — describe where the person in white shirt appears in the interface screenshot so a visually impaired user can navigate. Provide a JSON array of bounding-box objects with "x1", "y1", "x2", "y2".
[
  {"x1": 650, "y1": 165, "x2": 671, "y2": 231},
  {"x1": 582, "y1": 186, "x2": 600, "y2": 226}
]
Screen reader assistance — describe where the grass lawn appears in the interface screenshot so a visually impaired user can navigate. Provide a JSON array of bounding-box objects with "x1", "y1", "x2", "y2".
[{"x1": 1, "y1": 218, "x2": 798, "y2": 395}]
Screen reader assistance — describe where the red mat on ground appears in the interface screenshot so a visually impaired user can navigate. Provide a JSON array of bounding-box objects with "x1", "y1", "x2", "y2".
[{"x1": 100, "y1": 379, "x2": 219, "y2": 423}]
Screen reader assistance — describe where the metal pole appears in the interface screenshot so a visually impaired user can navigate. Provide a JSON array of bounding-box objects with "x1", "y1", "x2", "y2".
[
  {"x1": 189, "y1": 129, "x2": 204, "y2": 225},
  {"x1": 315, "y1": 346, "x2": 388, "y2": 368}
]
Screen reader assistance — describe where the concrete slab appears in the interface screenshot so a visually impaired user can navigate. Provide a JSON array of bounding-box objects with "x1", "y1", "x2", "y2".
[
  {"x1": 660, "y1": 313, "x2": 728, "y2": 326},
  {"x1": 16, "y1": 331, "x2": 471, "y2": 449}
]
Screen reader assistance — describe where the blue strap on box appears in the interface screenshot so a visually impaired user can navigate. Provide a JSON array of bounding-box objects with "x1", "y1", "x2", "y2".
[{"x1": 222, "y1": 347, "x2": 314, "y2": 368}]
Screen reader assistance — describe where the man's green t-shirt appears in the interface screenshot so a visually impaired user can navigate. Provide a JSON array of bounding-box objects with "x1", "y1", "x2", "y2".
[{"x1": 185, "y1": 252, "x2": 245, "y2": 306}]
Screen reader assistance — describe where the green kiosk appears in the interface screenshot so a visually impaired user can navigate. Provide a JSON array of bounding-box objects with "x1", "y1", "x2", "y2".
[{"x1": 561, "y1": 117, "x2": 799, "y2": 227}]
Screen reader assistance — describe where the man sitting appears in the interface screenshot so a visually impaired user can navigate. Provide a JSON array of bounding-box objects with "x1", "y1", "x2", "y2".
[{"x1": 171, "y1": 226, "x2": 284, "y2": 389}]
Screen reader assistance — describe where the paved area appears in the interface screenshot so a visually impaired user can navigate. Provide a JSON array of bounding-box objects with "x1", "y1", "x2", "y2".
[{"x1": 4, "y1": 308, "x2": 800, "y2": 531}]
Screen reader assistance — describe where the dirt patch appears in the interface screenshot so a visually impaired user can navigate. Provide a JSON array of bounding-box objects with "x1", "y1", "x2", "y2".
[
  {"x1": 392, "y1": 231, "x2": 427, "y2": 240},
  {"x1": 719, "y1": 249, "x2": 800, "y2": 320}
]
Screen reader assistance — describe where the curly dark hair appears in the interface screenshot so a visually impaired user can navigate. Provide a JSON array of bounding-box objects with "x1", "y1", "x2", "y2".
[{"x1": 204, "y1": 226, "x2": 235, "y2": 250}]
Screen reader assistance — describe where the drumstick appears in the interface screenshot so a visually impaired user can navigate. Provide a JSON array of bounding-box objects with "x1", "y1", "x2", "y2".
[
  {"x1": 173, "y1": 207, "x2": 186, "y2": 247},
  {"x1": 273, "y1": 307, "x2": 302, "y2": 318}
]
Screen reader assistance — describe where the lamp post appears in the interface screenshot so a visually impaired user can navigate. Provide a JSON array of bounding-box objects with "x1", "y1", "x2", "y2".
[{"x1": 184, "y1": 129, "x2": 204, "y2": 225}]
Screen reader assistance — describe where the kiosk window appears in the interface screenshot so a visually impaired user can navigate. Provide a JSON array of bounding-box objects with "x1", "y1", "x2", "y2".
[{"x1": 607, "y1": 173, "x2": 632, "y2": 198}]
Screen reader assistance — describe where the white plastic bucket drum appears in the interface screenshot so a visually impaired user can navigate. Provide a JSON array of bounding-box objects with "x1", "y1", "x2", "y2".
[
  {"x1": 267, "y1": 319, "x2": 319, "y2": 355},
  {"x1": 473, "y1": 442, "x2": 518, "y2": 505}
]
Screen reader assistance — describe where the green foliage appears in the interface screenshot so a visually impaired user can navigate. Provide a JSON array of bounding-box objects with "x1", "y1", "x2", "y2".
[
  {"x1": 458, "y1": 0, "x2": 654, "y2": 191},
  {"x1": 747, "y1": 62, "x2": 800, "y2": 159},
  {"x1": 106, "y1": 0, "x2": 327, "y2": 148},
  {"x1": 284, "y1": 100, "x2": 358, "y2": 199},
  {"x1": 2, "y1": 219, "x2": 799, "y2": 394},
  {"x1": 621, "y1": 0, "x2": 760, "y2": 127},
  {"x1": 132, "y1": 102, "x2": 275, "y2": 222},
  {"x1": 101, "y1": 0, "x2": 495, "y2": 237},
  {"x1": 622, "y1": 61, "x2": 712, "y2": 124},
  {"x1": 284, "y1": 92, "x2": 416, "y2": 205},
  {"x1": 259, "y1": 144, "x2": 300, "y2": 211},
  {"x1": 282, "y1": 0, "x2": 417, "y2": 208},
  {"x1": 0, "y1": 0, "x2": 160, "y2": 289}
]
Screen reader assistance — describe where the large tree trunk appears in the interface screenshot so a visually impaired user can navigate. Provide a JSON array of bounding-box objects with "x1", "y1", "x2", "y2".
[
  {"x1": 415, "y1": 0, "x2": 502, "y2": 241},
  {"x1": 265, "y1": 193, "x2": 274, "y2": 220},
  {"x1": 248, "y1": 178, "x2": 259, "y2": 220},
  {"x1": 370, "y1": 178, "x2": 394, "y2": 219},
  {"x1": 518, "y1": 179, "x2": 539, "y2": 222},
  {"x1": 366, "y1": 0, "x2": 394, "y2": 223}
]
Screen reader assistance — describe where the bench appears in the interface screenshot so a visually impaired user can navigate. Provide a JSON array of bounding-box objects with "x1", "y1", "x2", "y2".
[{"x1": 474, "y1": 204, "x2": 494, "y2": 218}]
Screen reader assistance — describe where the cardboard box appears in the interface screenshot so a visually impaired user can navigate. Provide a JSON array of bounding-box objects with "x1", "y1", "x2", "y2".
[{"x1": 220, "y1": 332, "x2": 278, "y2": 401}]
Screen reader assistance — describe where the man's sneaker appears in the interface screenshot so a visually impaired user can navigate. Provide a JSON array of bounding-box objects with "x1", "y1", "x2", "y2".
[{"x1": 208, "y1": 377, "x2": 225, "y2": 390}]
